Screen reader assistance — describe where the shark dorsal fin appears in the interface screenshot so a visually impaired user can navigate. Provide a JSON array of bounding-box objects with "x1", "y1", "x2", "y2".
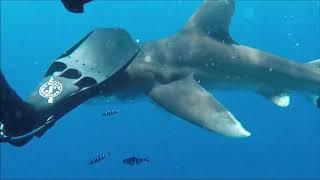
[{"x1": 183, "y1": 0, "x2": 237, "y2": 44}]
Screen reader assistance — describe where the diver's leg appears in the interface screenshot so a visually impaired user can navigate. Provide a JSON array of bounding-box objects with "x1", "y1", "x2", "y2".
[{"x1": 0, "y1": 71, "x2": 37, "y2": 136}]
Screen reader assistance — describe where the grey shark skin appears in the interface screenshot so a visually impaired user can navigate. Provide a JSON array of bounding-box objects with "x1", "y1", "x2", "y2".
[{"x1": 109, "y1": 0, "x2": 320, "y2": 137}]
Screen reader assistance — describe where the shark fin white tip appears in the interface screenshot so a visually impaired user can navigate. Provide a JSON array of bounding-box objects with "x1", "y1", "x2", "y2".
[
  {"x1": 258, "y1": 89, "x2": 290, "y2": 108},
  {"x1": 272, "y1": 94, "x2": 290, "y2": 107},
  {"x1": 238, "y1": 127, "x2": 251, "y2": 137},
  {"x1": 224, "y1": 122, "x2": 251, "y2": 138},
  {"x1": 217, "y1": 112, "x2": 251, "y2": 138},
  {"x1": 242, "y1": 129, "x2": 251, "y2": 137}
]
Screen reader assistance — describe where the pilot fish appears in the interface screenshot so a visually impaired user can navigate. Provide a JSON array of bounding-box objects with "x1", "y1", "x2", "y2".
[
  {"x1": 123, "y1": 156, "x2": 150, "y2": 166},
  {"x1": 89, "y1": 152, "x2": 111, "y2": 165},
  {"x1": 102, "y1": 109, "x2": 120, "y2": 116}
]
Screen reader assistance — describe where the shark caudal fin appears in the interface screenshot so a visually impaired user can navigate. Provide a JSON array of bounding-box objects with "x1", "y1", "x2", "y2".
[
  {"x1": 181, "y1": 0, "x2": 238, "y2": 45},
  {"x1": 306, "y1": 59, "x2": 320, "y2": 108}
]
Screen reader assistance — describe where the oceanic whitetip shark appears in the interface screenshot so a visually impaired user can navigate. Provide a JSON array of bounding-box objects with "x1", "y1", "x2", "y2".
[
  {"x1": 108, "y1": 0, "x2": 320, "y2": 137},
  {"x1": 0, "y1": 0, "x2": 319, "y2": 146}
]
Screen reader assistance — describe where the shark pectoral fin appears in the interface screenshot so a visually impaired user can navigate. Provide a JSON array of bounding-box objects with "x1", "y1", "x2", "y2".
[
  {"x1": 183, "y1": 0, "x2": 237, "y2": 44},
  {"x1": 258, "y1": 90, "x2": 290, "y2": 107},
  {"x1": 148, "y1": 74, "x2": 251, "y2": 138}
]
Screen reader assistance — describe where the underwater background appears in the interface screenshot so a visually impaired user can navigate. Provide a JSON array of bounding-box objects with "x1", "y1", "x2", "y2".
[{"x1": 1, "y1": 0, "x2": 320, "y2": 178}]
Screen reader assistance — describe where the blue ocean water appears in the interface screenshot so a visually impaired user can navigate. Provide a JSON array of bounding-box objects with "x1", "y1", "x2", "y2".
[{"x1": 1, "y1": 0, "x2": 320, "y2": 178}]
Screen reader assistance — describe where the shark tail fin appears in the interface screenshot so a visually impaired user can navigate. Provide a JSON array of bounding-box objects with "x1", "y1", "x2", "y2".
[{"x1": 306, "y1": 59, "x2": 320, "y2": 108}]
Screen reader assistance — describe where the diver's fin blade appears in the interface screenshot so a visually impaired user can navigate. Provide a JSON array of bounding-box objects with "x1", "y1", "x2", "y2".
[
  {"x1": 2, "y1": 28, "x2": 139, "y2": 146},
  {"x1": 53, "y1": 28, "x2": 139, "y2": 83},
  {"x1": 182, "y1": 0, "x2": 237, "y2": 44},
  {"x1": 61, "y1": 0, "x2": 93, "y2": 13},
  {"x1": 26, "y1": 28, "x2": 139, "y2": 138},
  {"x1": 148, "y1": 74, "x2": 251, "y2": 137},
  {"x1": 258, "y1": 90, "x2": 290, "y2": 107}
]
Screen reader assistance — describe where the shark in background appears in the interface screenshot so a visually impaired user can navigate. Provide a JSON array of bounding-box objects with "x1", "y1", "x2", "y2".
[
  {"x1": 0, "y1": 0, "x2": 319, "y2": 146},
  {"x1": 108, "y1": 0, "x2": 320, "y2": 137}
]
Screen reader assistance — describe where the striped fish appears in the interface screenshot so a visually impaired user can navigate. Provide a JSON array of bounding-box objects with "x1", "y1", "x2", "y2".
[
  {"x1": 89, "y1": 152, "x2": 111, "y2": 165},
  {"x1": 123, "y1": 156, "x2": 149, "y2": 166},
  {"x1": 102, "y1": 109, "x2": 120, "y2": 116}
]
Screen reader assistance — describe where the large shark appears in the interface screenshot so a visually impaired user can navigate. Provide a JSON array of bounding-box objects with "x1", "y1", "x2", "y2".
[
  {"x1": 107, "y1": 0, "x2": 320, "y2": 137},
  {"x1": 1, "y1": 0, "x2": 319, "y2": 146}
]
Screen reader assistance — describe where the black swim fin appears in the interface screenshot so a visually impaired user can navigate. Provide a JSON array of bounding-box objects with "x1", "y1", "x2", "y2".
[
  {"x1": 61, "y1": 0, "x2": 93, "y2": 13},
  {"x1": 0, "y1": 28, "x2": 139, "y2": 146}
]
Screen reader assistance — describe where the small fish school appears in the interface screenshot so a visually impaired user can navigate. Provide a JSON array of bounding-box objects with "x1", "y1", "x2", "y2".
[{"x1": 89, "y1": 152, "x2": 149, "y2": 167}]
